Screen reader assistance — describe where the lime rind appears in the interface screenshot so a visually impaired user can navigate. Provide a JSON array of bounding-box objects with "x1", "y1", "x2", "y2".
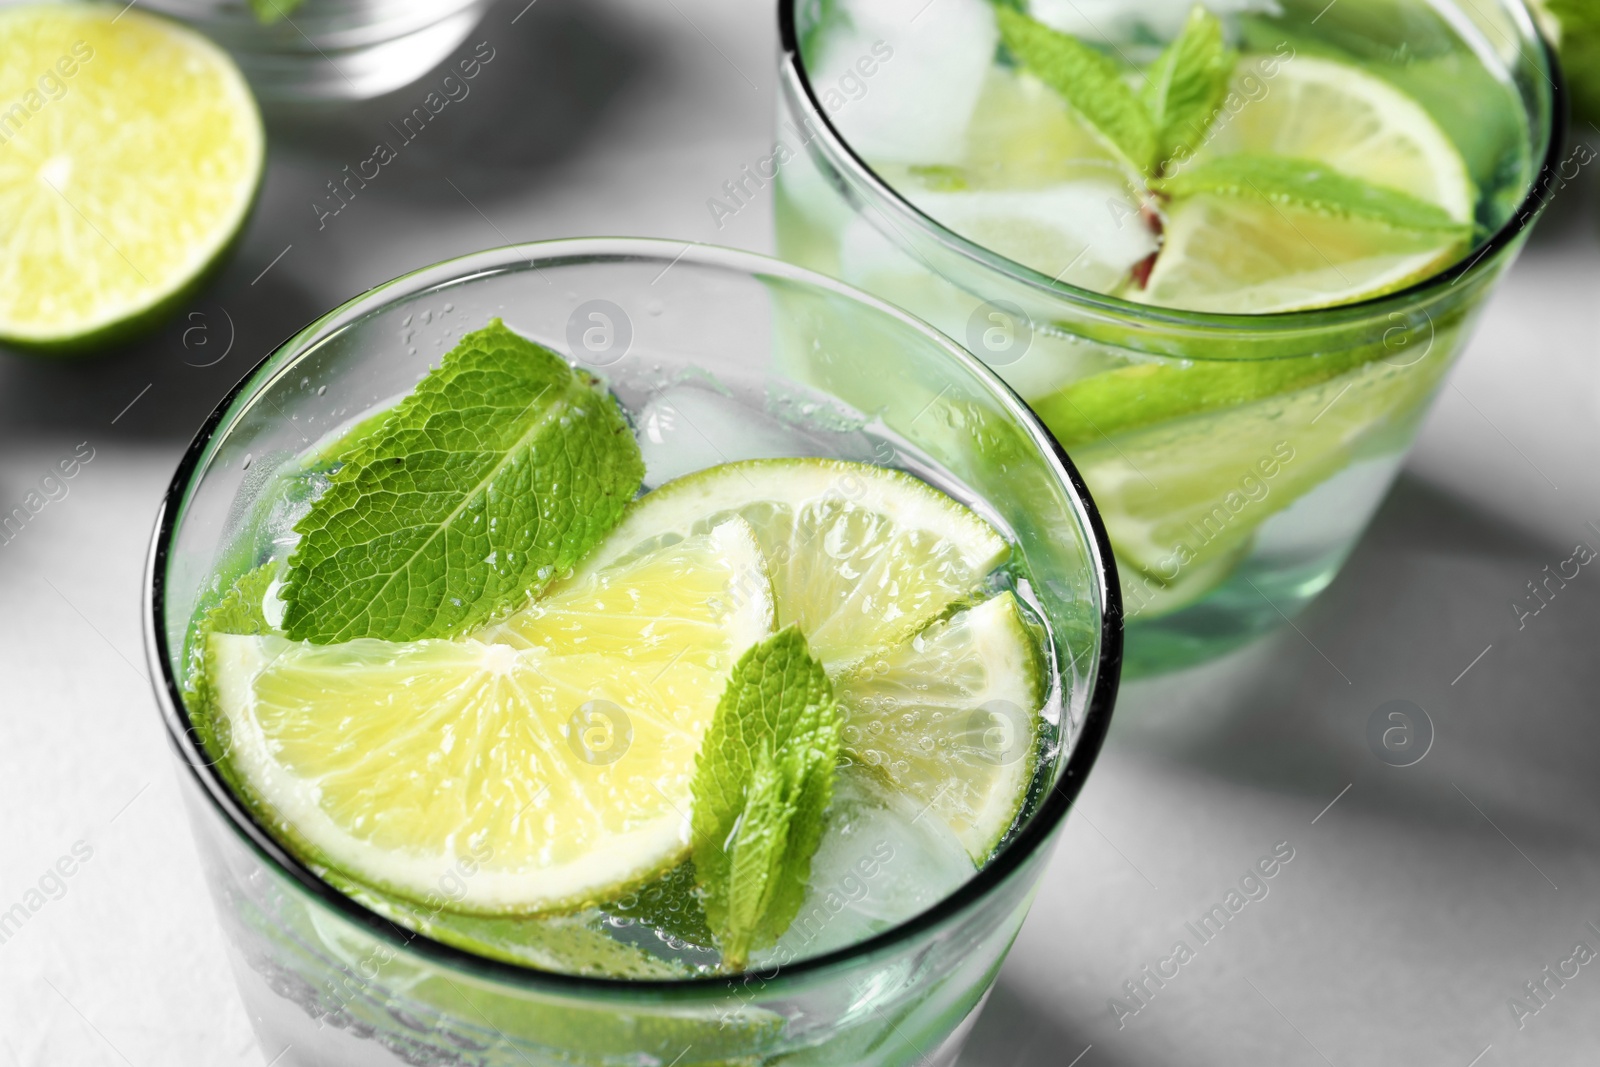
[
  {"x1": 203, "y1": 521, "x2": 776, "y2": 916},
  {"x1": 836, "y1": 592, "x2": 1046, "y2": 862},
  {"x1": 577, "y1": 458, "x2": 1010, "y2": 673}
]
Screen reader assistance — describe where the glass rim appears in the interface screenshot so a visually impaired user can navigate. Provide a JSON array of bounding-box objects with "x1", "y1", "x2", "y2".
[
  {"x1": 141, "y1": 237, "x2": 1124, "y2": 1003},
  {"x1": 776, "y1": 0, "x2": 1567, "y2": 337}
]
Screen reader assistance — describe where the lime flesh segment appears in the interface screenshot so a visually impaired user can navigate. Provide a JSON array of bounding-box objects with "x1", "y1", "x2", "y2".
[
  {"x1": 835, "y1": 593, "x2": 1045, "y2": 861},
  {"x1": 205, "y1": 523, "x2": 774, "y2": 914},
  {"x1": 0, "y1": 5, "x2": 263, "y2": 348},
  {"x1": 577, "y1": 459, "x2": 1010, "y2": 673}
]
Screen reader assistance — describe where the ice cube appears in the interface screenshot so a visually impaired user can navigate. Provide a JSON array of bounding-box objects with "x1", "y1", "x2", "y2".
[
  {"x1": 635, "y1": 384, "x2": 814, "y2": 487},
  {"x1": 754, "y1": 769, "x2": 976, "y2": 967},
  {"x1": 813, "y1": 0, "x2": 998, "y2": 165},
  {"x1": 904, "y1": 182, "x2": 1158, "y2": 292}
]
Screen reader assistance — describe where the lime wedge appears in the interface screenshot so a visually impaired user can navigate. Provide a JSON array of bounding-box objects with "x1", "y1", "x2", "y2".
[
  {"x1": 836, "y1": 593, "x2": 1045, "y2": 861},
  {"x1": 203, "y1": 522, "x2": 774, "y2": 914},
  {"x1": 1194, "y1": 54, "x2": 1474, "y2": 218},
  {"x1": 1071, "y1": 346, "x2": 1453, "y2": 599},
  {"x1": 1140, "y1": 193, "x2": 1470, "y2": 314},
  {"x1": 1142, "y1": 54, "x2": 1474, "y2": 314},
  {"x1": 576, "y1": 459, "x2": 1009, "y2": 673},
  {"x1": 0, "y1": 5, "x2": 263, "y2": 351}
]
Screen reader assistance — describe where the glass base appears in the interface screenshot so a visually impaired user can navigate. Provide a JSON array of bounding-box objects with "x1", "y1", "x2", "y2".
[
  {"x1": 1123, "y1": 554, "x2": 1344, "y2": 677},
  {"x1": 142, "y1": 0, "x2": 491, "y2": 102}
]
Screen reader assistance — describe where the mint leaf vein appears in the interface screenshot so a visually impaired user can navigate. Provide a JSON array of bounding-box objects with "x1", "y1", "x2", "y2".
[
  {"x1": 1141, "y1": 5, "x2": 1236, "y2": 173},
  {"x1": 996, "y1": 6, "x2": 1159, "y2": 176},
  {"x1": 280, "y1": 319, "x2": 644, "y2": 644},
  {"x1": 1158, "y1": 154, "x2": 1474, "y2": 233},
  {"x1": 691, "y1": 627, "x2": 841, "y2": 971}
]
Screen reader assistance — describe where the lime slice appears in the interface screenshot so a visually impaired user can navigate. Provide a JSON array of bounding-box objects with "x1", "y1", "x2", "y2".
[
  {"x1": 1140, "y1": 194, "x2": 1470, "y2": 314},
  {"x1": 1071, "y1": 346, "x2": 1453, "y2": 602},
  {"x1": 1143, "y1": 54, "x2": 1474, "y2": 314},
  {"x1": 204, "y1": 522, "x2": 774, "y2": 914},
  {"x1": 835, "y1": 593, "x2": 1045, "y2": 860},
  {"x1": 1195, "y1": 54, "x2": 1474, "y2": 219},
  {"x1": 576, "y1": 459, "x2": 1010, "y2": 673},
  {"x1": 0, "y1": 5, "x2": 263, "y2": 351}
]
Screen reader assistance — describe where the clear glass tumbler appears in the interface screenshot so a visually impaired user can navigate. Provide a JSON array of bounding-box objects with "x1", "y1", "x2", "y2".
[
  {"x1": 140, "y1": 0, "x2": 492, "y2": 101},
  {"x1": 773, "y1": 0, "x2": 1563, "y2": 674},
  {"x1": 142, "y1": 239, "x2": 1122, "y2": 1066}
]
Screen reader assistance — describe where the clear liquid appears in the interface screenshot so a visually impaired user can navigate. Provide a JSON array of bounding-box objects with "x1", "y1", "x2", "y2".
[
  {"x1": 777, "y1": 0, "x2": 1539, "y2": 671},
  {"x1": 188, "y1": 366, "x2": 1069, "y2": 980},
  {"x1": 796, "y1": 0, "x2": 1534, "y2": 306}
]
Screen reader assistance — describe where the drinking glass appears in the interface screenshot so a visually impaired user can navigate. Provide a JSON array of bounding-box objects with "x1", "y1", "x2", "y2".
[
  {"x1": 143, "y1": 239, "x2": 1122, "y2": 1066},
  {"x1": 774, "y1": 0, "x2": 1563, "y2": 674},
  {"x1": 141, "y1": 0, "x2": 492, "y2": 101}
]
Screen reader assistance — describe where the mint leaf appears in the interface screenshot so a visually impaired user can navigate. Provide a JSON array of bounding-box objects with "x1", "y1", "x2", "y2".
[
  {"x1": 280, "y1": 319, "x2": 644, "y2": 644},
  {"x1": 249, "y1": 0, "x2": 305, "y2": 24},
  {"x1": 1158, "y1": 154, "x2": 1474, "y2": 233},
  {"x1": 1141, "y1": 5, "x2": 1236, "y2": 172},
  {"x1": 1539, "y1": 0, "x2": 1600, "y2": 123},
  {"x1": 691, "y1": 627, "x2": 841, "y2": 971},
  {"x1": 996, "y1": 7, "x2": 1158, "y2": 175}
]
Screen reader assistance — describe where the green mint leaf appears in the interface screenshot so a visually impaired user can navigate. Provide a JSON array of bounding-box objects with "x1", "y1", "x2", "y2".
[
  {"x1": 691, "y1": 627, "x2": 841, "y2": 971},
  {"x1": 1141, "y1": 5, "x2": 1236, "y2": 173},
  {"x1": 280, "y1": 319, "x2": 644, "y2": 644},
  {"x1": 996, "y1": 6, "x2": 1158, "y2": 175},
  {"x1": 1538, "y1": 0, "x2": 1600, "y2": 123},
  {"x1": 249, "y1": 0, "x2": 305, "y2": 24},
  {"x1": 1158, "y1": 154, "x2": 1474, "y2": 233}
]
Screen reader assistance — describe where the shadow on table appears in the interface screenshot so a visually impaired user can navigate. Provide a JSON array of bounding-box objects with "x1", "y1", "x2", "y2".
[
  {"x1": 959, "y1": 979, "x2": 1138, "y2": 1067},
  {"x1": 0, "y1": 0, "x2": 655, "y2": 447},
  {"x1": 1109, "y1": 471, "x2": 1600, "y2": 843},
  {"x1": 0, "y1": 267, "x2": 317, "y2": 448},
  {"x1": 262, "y1": 0, "x2": 655, "y2": 199}
]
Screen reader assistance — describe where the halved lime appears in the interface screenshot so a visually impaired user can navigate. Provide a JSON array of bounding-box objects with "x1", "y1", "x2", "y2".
[
  {"x1": 574, "y1": 459, "x2": 1010, "y2": 673},
  {"x1": 835, "y1": 593, "x2": 1045, "y2": 861},
  {"x1": 1143, "y1": 54, "x2": 1474, "y2": 314},
  {"x1": 203, "y1": 522, "x2": 774, "y2": 914},
  {"x1": 0, "y1": 5, "x2": 263, "y2": 351}
]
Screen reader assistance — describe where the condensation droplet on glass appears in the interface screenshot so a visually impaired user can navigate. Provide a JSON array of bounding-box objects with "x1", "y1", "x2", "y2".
[
  {"x1": 420, "y1": 309, "x2": 433, "y2": 324},
  {"x1": 317, "y1": 385, "x2": 327, "y2": 396},
  {"x1": 241, "y1": 453, "x2": 253, "y2": 469},
  {"x1": 401, "y1": 314, "x2": 412, "y2": 327},
  {"x1": 443, "y1": 302, "x2": 454, "y2": 313}
]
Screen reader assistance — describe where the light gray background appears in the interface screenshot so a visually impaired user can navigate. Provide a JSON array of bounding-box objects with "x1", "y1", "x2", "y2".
[{"x1": 1, "y1": 0, "x2": 1596, "y2": 1063}]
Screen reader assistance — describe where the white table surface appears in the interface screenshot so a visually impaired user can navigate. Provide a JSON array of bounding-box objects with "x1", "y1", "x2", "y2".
[{"x1": 1, "y1": 1, "x2": 1596, "y2": 1063}]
